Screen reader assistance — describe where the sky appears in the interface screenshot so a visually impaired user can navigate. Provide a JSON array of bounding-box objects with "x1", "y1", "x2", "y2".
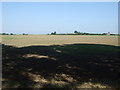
[{"x1": 2, "y1": 2, "x2": 118, "y2": 34}]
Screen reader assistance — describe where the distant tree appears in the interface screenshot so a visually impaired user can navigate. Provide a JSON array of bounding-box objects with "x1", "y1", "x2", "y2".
[
  {"x1": 22, "y1": 33, "x2": 28, "y2": 35},
  {"x1": 53, "y1": 31, "x2": 56, "y2": 35},
  {"x1": 23, "y1": 33, "x2": 25, "y2": 35},
  {"x1": 10, "y1": 33, "x2": 14, "y2": 35},
  {"x1": 74, "y1": 31, "x2": 78, "y2": 34},
  {"x1": 51, "y1": 31, "x2": 56, "y2": 35},
  {"x1": 2, "y1": 33, "x2": 9, "y2": 35},
  {"x1": 110, "y1": 34, "x2": 115, "y2": 35},
  {"x1": 102, "y1": 33, "x2": 107, "y2": 35}
]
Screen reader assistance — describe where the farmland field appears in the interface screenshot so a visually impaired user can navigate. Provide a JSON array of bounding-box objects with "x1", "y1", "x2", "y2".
[
  {"x1": 2, "y1": 35, "x2": 120, "y2": 88},
  {"x1": 1, "y1": 35, "x2": 119, "y2": 47}
]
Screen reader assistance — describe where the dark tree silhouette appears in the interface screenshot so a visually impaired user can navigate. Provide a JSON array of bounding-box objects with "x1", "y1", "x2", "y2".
[{"x1": 51, "y1": 31, "x2": 56, "y2": 35}]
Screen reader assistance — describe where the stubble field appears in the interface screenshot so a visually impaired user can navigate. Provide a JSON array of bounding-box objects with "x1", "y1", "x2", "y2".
[
  {"x1": 1, "y1": 35, "x2": 120, "y2": 88},
  {"x1": 1, "y1": 35, "x2": 119, "y2": 47}
]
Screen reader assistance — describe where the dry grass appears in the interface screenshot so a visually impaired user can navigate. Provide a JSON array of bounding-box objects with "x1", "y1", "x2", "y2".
[
  {"x1": 1, "y1": 35, "x2": 119, "y2": 47},
  {"x1": 23, "y1": 54, "x2": 49, "y2": 59},
  {"x1": 2, "y1": 35, "x2": 119, "y2": 88}
]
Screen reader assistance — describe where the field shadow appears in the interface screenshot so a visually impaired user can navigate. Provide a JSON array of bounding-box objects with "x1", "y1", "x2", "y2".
[{"x1": 2, "y1": 44, "x2": 120, "y2": 88}]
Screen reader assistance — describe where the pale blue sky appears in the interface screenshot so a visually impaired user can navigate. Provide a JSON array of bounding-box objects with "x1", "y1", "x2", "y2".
[{"x1": 2, "y1": 2, "x2": 118, "y2": 34}]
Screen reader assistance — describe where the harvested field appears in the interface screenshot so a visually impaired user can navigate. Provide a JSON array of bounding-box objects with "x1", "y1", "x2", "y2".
[
  {"x1": 2, "y1": 35, "x2": 120, "y2": 88},
  {"x1": 1, "y1": 35, "x2": 119, "y2": 47}
]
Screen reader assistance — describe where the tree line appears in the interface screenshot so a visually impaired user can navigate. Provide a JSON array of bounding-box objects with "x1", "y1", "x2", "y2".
[
  {"x1": 0, "y1": 31, "x2": 119, "y2": 35},
  {"x1": 0, "y1": 33, "x2": 28, "y2": 35},
  {"x1": 50, "y1": 31, "x2": 118, "y2": 35}
]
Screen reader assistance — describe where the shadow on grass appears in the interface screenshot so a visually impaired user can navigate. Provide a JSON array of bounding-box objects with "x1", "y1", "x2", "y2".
[{"x1": 2, "y1": 44, "x2": 120, "y2": 88}]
